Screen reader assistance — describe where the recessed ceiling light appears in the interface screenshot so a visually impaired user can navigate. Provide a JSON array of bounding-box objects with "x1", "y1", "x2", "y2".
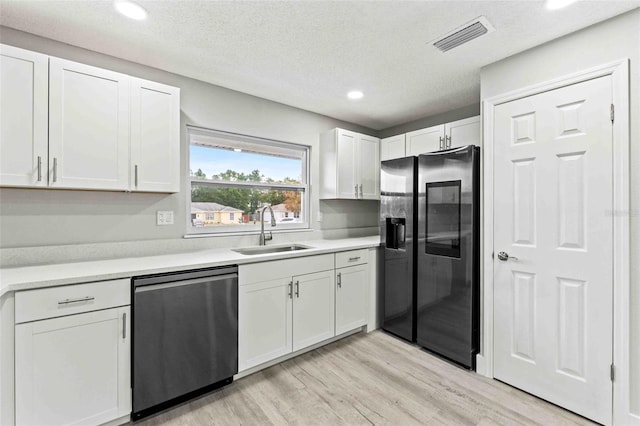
[
  {"x1": 347, "y1": 91, "x2": 364, "y2": 100},
  {"x1": 544, "y1": 0, "x2": 579, "y2": 10},
  {"x1": 233, "y1": 148, "x2": 242, "y2": 152},
  {"x1": 114, "y1": 0, "x2": 148, "y2": 20}
]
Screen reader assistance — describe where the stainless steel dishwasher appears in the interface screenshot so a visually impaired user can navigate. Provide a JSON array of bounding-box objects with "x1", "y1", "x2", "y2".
[{"x1": 131, "y1": 266, "x2": 238, "y2": 420}]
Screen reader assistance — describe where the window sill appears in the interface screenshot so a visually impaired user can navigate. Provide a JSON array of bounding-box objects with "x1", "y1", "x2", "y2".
[{"x1": 183, "y1": 227, "x2": 314, "y2": 239}]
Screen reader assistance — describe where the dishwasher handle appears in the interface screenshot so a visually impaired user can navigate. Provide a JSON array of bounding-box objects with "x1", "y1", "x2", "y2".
[{"x1": 135, "y1": 273, "x2": 237, "y2": 293}]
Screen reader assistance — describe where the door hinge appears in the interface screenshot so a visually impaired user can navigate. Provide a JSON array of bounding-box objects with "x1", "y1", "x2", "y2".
[
  {"x1": 610, "y1": 364, "x2": 615, "y2": 381},
  {"x1": 610, "y1": 104, "x2": 615, "y2": 123}
]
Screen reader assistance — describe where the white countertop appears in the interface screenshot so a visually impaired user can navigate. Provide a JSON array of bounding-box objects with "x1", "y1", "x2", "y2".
[{"x1": 0, "y1": 236, "x2": 380, "y2": 296}]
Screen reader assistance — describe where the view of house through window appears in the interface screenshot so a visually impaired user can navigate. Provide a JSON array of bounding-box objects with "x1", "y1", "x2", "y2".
[{"x1": 188, "y1": 127, "x2": 309, "y2": 234}]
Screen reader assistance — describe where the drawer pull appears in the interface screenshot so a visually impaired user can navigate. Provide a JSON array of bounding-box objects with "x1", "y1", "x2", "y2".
[
  {"x1": 348, "y1": 256, "x2": 361, "y2": 262},
  {"x1": 58, "y1": 296, "x2": 95, "y2": 305}
]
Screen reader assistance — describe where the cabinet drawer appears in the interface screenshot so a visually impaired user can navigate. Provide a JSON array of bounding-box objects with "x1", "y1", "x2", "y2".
[
  {"x1": 15, "y1": 279, "x2": 130, "y2": 324},
  {"x1": 335, "y1": 249, "x2": 368, "y2": 268}
]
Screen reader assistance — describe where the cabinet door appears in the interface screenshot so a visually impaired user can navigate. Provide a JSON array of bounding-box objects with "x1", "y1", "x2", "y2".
[
  {"x1": 0, "y1": 44, "x2": 48, "y2": 187},
  {"x1": 406, "y1": 124, "x2": 444, "y2": 155},
  {"x1": 49, "y1": 58, "x2": 129, "y2": 190},
  {"x1": 336, "y1": 129, "x2": 358, "y2": 199},
  {"x1": 357, "y1": 134, "x2": 380, "y2": 199},
  {"x1": 445, "y1": 115, "x2": 480, "y2": 149},
  {"x1": 130, "y1": 78, "x2": 180, "y2": 192},
  {"x1": 292, "y1": 270, "x2": 335, "y2": 351},
  {"x1": 239, "y1": 278, "x2": 292, "y2": 371},
  {"x1": 15, "y1": 307, "x2": 130, "y2": 426},
  {"x1": 336, "y1": 264, "x2": 368, "y2": 335},
  {"x1": 380, "y1": 134, "x2": 405, "y2": 161}
]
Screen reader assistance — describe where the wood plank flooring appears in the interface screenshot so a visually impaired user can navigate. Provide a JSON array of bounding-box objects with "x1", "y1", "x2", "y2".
[{"x1": 134, "y1": 331, "x2": 595, "y2": 426}]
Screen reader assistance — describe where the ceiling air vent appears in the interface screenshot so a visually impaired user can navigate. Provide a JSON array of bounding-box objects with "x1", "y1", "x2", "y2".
[{"x1": 432, "y1": 16, "x2": 495, "y2": 52}]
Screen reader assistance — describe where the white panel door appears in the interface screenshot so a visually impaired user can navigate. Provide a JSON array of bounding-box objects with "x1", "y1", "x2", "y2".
[
  {"x1": 49, "y1": 58, "x2": 129, "y2": 190},
  {"x1": 445, "y1": 115, "x2": 480, "y2": 149},
  {"x1": 0, "y1": 44, "x2": 48, "y2": 187},
  {"x1": 381, "y1": 134, "x2": 406, "y2": 161},
  {"x1": 406, "y1": 124, "x2": 444, "y2": 155},
  {"x1": 493, "y1": 76, "x2": 613, "y2": 425},
  {"x1": 15, "y1": 307, "x2": 130, "y2": 426},
  {"x1": 238, "y1": 278, "x2": 293, "y2": 371},
  {"x1": 335, "y1": 264, "x2": 368, "y2": 335},
  {"x1": 292, "y1": 270, "x2": 335, "y2": 351},
  {"x1": 130, "y1": 78, "x2": 180, "y2": 192},
  {"x1": 336, "y1": 129, "x2": 358, "y2": 199},
  {"x1": 358, "y1": 134, "x2": 380, "y2": 199}
]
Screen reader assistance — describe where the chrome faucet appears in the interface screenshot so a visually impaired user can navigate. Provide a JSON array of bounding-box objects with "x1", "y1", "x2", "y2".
[{"x1": 259, "y1": 205, "x2": 276, "y2": 245}]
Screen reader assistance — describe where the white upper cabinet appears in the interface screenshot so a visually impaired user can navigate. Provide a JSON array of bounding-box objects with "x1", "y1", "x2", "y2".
[
  {"x1": 0, "y1": 45, "x2": 49, "y2": 187},
  {"x1": 380, "y1": 134, "x2": 406, "y2": 161},
  {"x1": 130, "y1": 78, "x2": 180, "y2": 192},
  {"x1": 387, "y1": 115, "x2": 481, "y2": 160},
  {"x1": 406, "y1": 124, "x2": 445, "y2": 156},
  {"x1": 49, "y1": 58, "x2": 130, "y2": 190},
  {"x1": 320, "y1": 128, "x2": 380, "y2": 200},
  {"x1": 446, "y1": 115, "x2": 480, "y2": 149},
  {"x1": 0, "y1": 44, "x2": 181, "y2": 193},
  {"x1": 358, "y1": 134, "x2": 380, "y2": 199}
]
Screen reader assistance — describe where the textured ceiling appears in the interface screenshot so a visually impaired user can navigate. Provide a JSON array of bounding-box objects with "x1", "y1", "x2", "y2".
[{"x1": 1, "y1": 0, "x2": 638, "y2": 130}]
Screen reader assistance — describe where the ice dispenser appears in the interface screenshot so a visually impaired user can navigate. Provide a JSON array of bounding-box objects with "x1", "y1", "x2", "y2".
[{"x1": 385, "y1": 217, "x2": 406, "y2": 250}]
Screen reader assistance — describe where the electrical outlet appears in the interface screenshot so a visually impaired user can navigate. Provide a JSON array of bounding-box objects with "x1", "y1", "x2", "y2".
[
  {"x1": 317, "y1": 212, "x2": 323, "y2": 222},
  {"x1": 157, "y1": 210, "x2": 174, "y2": 226}
]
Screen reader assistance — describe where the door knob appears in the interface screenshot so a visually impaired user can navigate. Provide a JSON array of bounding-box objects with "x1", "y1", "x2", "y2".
[{"x1": 497, "y1": 251, "x2": 518, "y2": 261}]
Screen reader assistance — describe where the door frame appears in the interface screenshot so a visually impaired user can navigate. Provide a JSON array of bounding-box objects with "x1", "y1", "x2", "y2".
[{"x1": 478, "y1": 59, "x2": 631, "y2": 424}]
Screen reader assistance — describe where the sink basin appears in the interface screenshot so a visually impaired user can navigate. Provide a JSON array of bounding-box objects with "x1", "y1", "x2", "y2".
[{"x1": 232, "y1": 244, "x2": 312, "y2": 256}]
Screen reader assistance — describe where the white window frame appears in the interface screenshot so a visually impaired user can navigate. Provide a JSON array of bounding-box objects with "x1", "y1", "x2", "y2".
[{"x1": 186, "y1": 126, "x2": 310, "y2": 236}]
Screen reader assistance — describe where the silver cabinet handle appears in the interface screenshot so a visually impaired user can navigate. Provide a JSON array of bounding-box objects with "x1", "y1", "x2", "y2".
[
  {"x1": 37, "y1": 156, "x2": 42, "y2": 182},
  {"x1": 354, "y1": 184, "x2": 358, "y2": 198},
  {"x1": 439, "y1": 136, "x2": 444, "y2": 150},
  {"x1": 134, "y1": 164, "x2": 138, "y2": 187},
  {"x1": 359, "y1": 184, "x2": 363, "y2": 198},
  {"x1": 445, "y1": 135, "x2": 451, "y2": 149},
  {"x1": 349, "y1": 256, "x2": 361, "y2": 262},
  {"x1": 52, "y1": 157, "x2": 58, "y2": 183},
  {"x1": 122, "y1": 312, "x2": 127, "y2": 339},
  {"x1": 288, "y1": 281, "x2": 293, "y2": 299},
  {"x1": 295, "y1": 280, "x2": 299, "y2": 298},
  {"x1": 337, "y1": 272, "x2": 342, "y2": 288},
  {"x1": 497, "y1": 251, "x2": 519, "y2": 261},
  {"x1": 58, "y1": 296, "x2": 95, "y2": 305}
]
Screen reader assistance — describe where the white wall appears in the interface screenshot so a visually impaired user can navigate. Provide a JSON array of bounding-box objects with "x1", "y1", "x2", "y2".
[
  {"x1": 481, "y1": 8, "x2": 639, "y2": 422},
  {"x1": 0, "y1": 26, "x2": 379, "y2": 256}
]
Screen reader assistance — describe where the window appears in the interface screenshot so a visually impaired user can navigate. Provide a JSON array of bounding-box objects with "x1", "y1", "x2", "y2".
[{"x1": 187, "y1": 126, "x2": 309, "y2": 235}]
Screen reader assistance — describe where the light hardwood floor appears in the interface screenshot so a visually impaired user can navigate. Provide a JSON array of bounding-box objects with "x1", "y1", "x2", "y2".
[{"x1": 135, "y1": 330, "x2": 594, "y2": 425}]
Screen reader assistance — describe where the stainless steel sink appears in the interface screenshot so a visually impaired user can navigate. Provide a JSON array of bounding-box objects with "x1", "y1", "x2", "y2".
[{"x1": 232, "y1": 244, "x2": 312, "y2": 256}]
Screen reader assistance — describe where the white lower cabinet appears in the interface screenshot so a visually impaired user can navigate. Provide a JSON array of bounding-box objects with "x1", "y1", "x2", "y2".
[
  {"x1": 14, "y1": 280, "x2": 131, "y2": 426},
  {"x1": 239, "y1": 250, "x2": 373, "y2": 373},
  {"x1": 239, "y1": 255, "x2": 335, "y2": 371},
  {"x1": 335, "y1": 250, "x2": 369, "y2": 335},
  {"x1": 335, "y1": 265, "x2": 368, "y2": 335},
  {"x1": 291, "y1": 270, "x2": 335, "y2": 351},
  {"x1": 238, "y1": 277, "x2": 293, "y2": 370}
]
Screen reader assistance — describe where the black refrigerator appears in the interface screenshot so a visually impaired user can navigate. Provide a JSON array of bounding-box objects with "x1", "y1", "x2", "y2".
[{"x1": 381, "y1": 145, "x2": 480, "y2": 370}]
